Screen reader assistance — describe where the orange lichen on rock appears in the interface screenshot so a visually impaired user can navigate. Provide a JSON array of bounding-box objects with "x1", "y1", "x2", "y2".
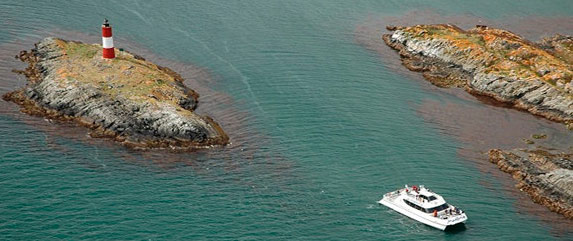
[{"x1": 396, "y1": 24, "x2": 573, "y2": 89}]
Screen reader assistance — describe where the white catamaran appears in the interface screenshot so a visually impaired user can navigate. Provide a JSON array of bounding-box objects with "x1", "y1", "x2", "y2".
[{"x1": 378, "y1": 185, "x2": 467, "y2": 230}]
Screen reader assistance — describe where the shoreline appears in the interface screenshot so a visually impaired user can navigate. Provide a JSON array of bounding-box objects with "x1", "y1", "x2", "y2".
[{"x1": 489, "y1": 149, "x2": 573, "y2": 219}]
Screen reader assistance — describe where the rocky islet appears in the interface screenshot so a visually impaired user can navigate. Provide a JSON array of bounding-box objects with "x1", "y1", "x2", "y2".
[
  {"x1": 3, "y1": 38, "x2": 228, "y2": 150},
  {"x1": 384, "y1": 24, "x2": 573, "y2": 128}
]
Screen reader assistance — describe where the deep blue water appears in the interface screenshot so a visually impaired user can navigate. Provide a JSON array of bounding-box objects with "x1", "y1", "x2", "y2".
[{"x1": 1, "y1": 0, "x2": 572, "y2": 240}]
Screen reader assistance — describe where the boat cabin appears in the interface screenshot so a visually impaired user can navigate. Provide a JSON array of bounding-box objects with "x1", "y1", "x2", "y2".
[
  {"x1": 403, "y1": 185, "x2": 451, "y2": 214},
  {"x1": 403, "y1": 199, "x2": 450, "y2": 214}
]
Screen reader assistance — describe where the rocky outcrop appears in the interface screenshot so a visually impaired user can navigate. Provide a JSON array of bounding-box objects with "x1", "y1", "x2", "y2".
[
  {"x1": 3, "y1": 38, "x2": 228, "y2": 150},
  {"x1": 489, "y1": 149, "x2": 573, "y2": 219},
  {"x1": 383, "y1": 24, "x2": 573, "y2": 129}
]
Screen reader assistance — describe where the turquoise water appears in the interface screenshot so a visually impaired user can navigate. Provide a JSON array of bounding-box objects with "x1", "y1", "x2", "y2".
[{"x1": 1, "y1": 0, "x2": 572, "y2": 240}]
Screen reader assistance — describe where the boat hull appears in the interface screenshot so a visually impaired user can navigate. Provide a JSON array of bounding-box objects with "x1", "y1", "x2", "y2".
[{"x1": 379, "y1": 198, "x2": 467, "y2": 231}]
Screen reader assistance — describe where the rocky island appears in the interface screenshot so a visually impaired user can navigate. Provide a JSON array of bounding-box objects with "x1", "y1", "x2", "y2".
[
  {"x1": 384, "y1": 24, "x2": 573, "y2": 128},
  {"x1": 3, "y1": 38, "x2": 228, "y2": 150},
  {"x1": 383, "y1": 24, "x2": 573, "y2": 218}
]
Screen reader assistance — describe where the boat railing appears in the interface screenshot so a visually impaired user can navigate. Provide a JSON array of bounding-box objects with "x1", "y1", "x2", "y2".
[
  {"x1": 435, "y1": 207, "x2": 464, "y2": 219},
  {"x1": 383, "y1": 190, "x2": 402, "y2": 200}
]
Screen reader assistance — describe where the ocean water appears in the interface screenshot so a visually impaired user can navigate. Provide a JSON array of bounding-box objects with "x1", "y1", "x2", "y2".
[{"x1": 1, "y1": 0, "x2": 572, "y2": 240}]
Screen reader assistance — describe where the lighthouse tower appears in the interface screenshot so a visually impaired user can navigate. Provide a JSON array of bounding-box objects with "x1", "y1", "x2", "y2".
[{"x1": 101, "y1": 19, "x2": 115, "y2": 59}]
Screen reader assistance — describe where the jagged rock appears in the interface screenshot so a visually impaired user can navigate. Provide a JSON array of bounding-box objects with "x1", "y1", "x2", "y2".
[
  {"x1": 384, "y1": 24, "x2": 573, "y2": 127},
  {"x1": 489, "y1": 149, "x2": 573, "y2": 219}
]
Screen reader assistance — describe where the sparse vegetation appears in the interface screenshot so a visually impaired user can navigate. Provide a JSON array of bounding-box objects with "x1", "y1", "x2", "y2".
[
  {"x1": 53, "y1": 39, "x2": 196, "y2": 107},
  {"x1": 62, "y1": 41, "x2": 98, "y2": 58}
]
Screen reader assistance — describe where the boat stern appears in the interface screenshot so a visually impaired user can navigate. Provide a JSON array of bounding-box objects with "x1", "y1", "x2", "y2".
[{"x1": 446, "y1": 213, "x2": 468, "y2": 227}]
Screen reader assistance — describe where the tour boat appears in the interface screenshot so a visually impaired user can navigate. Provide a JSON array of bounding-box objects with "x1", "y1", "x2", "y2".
[{"x1": 378, "y1": 185, "x2": 467, "y2": 230}]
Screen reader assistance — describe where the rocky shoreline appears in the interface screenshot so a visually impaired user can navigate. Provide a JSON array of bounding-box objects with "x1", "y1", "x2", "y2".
[
  {"x1": 3, "y1": 38, "x2": 228, "y2": 150},
  {"x1": 383, "y1": 24, "x2": 573, "y2": 218},
  {"x1": 383, "y1": 24, "x2": 573, "y2": 129},
  {"x1": 489, "y1": 149, "x2": 572, "y2": 218}
]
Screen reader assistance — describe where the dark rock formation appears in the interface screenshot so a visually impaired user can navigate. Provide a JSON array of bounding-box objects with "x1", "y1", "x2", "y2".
[{"x1": 489, "y1": 149, "x2": 573, "y2": 219}]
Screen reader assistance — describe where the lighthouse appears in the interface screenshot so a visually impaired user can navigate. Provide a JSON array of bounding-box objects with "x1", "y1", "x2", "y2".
[{"x1": 101, "y1": 18, "x2": 115, "y2": 59}]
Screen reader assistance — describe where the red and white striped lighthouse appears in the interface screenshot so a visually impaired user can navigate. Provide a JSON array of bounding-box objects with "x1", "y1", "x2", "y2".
[{"x1": 101, "y1": 18, "x2": 115, "y2": 59}]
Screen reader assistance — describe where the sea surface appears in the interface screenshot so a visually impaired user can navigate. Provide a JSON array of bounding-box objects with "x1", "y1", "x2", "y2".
[{"x1": 1, "y1": 0, "x2": 572, "y2": 240}]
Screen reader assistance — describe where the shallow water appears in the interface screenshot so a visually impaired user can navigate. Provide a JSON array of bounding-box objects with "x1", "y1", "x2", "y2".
[{"x1": 0, "y1": 0, "x2": 572, "y2": 240}]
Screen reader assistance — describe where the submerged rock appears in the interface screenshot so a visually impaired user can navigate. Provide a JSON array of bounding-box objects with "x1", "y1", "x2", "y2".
[{"x1": 3, "y1": 38, "x2": 228, "y2": 150}]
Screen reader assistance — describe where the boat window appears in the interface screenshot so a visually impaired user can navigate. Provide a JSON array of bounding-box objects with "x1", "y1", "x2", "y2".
[
  {"x1": 403, "y1": 199, "x2": 424, "y2": 212},
  {"x1": 419, "y1": 195, "x2": 438, "y2": 202},
  {"x1": 419, "y1": 195, "x2": 437, "y2": 202},
  {"x1": 405, "y1": 200, "x2": 451, "y2": 213},
  {"x1": 427, "y1": 203, "x2": 449, "y2": 213}
]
